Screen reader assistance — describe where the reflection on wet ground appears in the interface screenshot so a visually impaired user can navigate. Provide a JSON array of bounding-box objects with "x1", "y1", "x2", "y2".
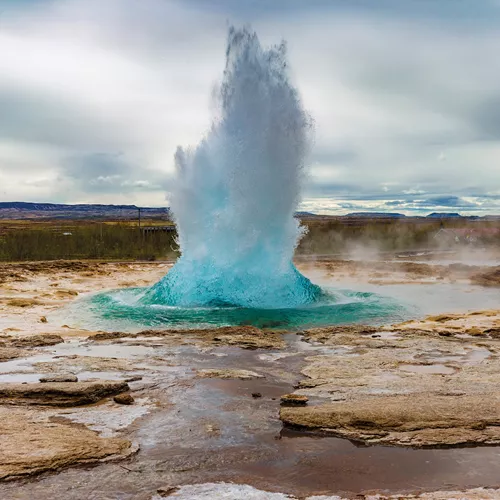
[
  {"x1": 235, "y1": 430, "x2": 500, "y2": 497},
  {"x1": 1, "y1": 338, "x2": 500, "y2": 500},
  {"x1": 399, "y1": 364, "x2": 456, "y2": 375},
  {"x1": 2, "y1": 257, "x2": 500, "y2": 498}
]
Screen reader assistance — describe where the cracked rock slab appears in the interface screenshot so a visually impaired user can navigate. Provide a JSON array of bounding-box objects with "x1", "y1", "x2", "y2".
[
  {"x1": 280, "y1": 394, "x2": 500, "y2": 447},
  {"x1": 0, "y1": 347, "x2": 27, "y2": 362},
  {"x1": 0, "y1": 380, "x2": 129, "y2": 406},
  {"x1": 89, "y1": 325, "x2": 285, "y2": 350},
  {"x1": 0, "y1": 407, "x2": 133, "y2": 481},
  {"x1": 5, "y1": 334, "x2": 64, "y2": 348}
]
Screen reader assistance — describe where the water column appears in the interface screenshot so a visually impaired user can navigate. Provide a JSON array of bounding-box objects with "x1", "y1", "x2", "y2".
[{"x1": 143, "y1": 26, "x2": 321, "y2": 308}]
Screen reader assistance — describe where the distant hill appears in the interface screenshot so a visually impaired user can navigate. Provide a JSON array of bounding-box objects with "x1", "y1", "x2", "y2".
[
  {"x1": 294, "y1": 211, "x2": 318, "y2": 218},
  {"x1": 346, "y1": 212, "x2": 406, "y2": 218},
  {"x1": 1, "y1": 203, "x2": 496, "y2": 221},
  {"x1": 0, "y1": 202, "x2": 170, "y2": 220},
  {"x1": 426, "y1": 212, "x2": 463, "y2": 218}
]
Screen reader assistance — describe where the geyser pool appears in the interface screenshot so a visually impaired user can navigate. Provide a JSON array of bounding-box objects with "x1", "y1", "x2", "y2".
[
  {"x1": 81, "y1": 287, "x2": 407, "y2": 331},
  {"x1": 81, "y1": 26, "x2": 406, "y2": 329}
]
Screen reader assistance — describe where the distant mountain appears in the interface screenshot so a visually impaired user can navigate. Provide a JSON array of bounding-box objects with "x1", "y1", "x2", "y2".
[
  {"x1": 0, "y1": 202, "x2": 168, "y2": 212},
  {"x1": 294, "y1": 211, "x2": 318, "y2": 218},
  {"x1": 346, "y1": 212, "x2": 406, "y2": 218},
  {"x1": 0, "y1": 202, "x2": 170, "y2": 220},
  {"x1": 426, "y1": 212, "x2": 463, "y2": 218}
]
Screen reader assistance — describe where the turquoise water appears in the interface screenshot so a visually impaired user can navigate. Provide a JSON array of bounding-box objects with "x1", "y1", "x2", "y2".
[
  {"x1": 143, "y1": 261, "x2": 322, "y2": 309},
  {"x1": 76, "y1": 286, "x2": 408, "y2": 332}
]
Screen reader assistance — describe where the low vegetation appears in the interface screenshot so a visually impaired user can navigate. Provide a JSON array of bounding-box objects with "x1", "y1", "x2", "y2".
[
  {"x1": 0, "y1": 217, "x2": 498, "y2": 261},
  {"x1": 0, "y1": 221, "x2": 178, "y2": 261},
  {"x1": 296, "y1": 217, "x2": 500, "y2": 254}
]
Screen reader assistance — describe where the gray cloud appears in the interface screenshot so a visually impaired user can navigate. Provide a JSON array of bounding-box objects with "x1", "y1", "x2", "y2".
[
  {"x1": 184, "y1": 0, "x2": 500, "y2": 24},
  {"x1": 418, "y1": 196, "x2": 477, "y2": 208},
  {"x1": 60, "y1": 153, "x2": 171, "y2": 195},
  {"x1": 62, "y1": 154, "x2": 132, "y2": 193},
  {"x1": 0, "y1": 0, "x2": 499, "y2": 214},
  {"x1": 311, "y1": 148, "x2": 358, "y2": 166},
  {"x1": 0, "y1": 87, "x2": 112, "y2": 150},
  {"x1": 384, "y1": 196, "x2": 477, "y2": 209}
]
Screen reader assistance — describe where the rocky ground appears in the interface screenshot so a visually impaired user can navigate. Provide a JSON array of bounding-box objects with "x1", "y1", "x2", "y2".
[{"x1": 0, "y1": 255, "x2": 498, "y2": 499}]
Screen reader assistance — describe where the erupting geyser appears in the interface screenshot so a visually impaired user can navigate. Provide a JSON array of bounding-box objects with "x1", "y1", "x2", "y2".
[
  {"x1": 143, "y1": 26, "x2": 321, "y2": 309},
  {"x1": 80, "y1": 27, "x2": 406, "y2": 330}
]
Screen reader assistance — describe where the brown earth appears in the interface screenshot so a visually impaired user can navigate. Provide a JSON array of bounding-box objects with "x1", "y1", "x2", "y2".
[
  {"x1": 5, "y1": 298, "x2": 43, "y2": 308},
  {"x1": 373, "y1": 490, "x2": 500, "y2": 499},
  {"x1": 390, "y1": 309, "x2": 500, "y2": 337},
  {"x1": 303, "y1": 258, "x2": 500, "y2": 286}
]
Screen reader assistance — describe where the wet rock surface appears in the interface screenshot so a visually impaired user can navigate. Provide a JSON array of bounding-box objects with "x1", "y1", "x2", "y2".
[
  {"x1": 151, "y1": 483, "x2": 500, "y2": 499},
  {"x1": 6, "y1": 334, "x2": 64, "y2": 348},
  {"x1": 39, "y1": 374, "x2": 78, "y2": 383},
  {"x1": 2, "y1": 335, "x2": 500, "y2": 499},
  {"x1": 281, "y1": 394, "x2": 500, "y2": 447},
  {"x1": 0, "y1": 381, "x2": 129, "y2": 406},
  {"x1": 197, "y1": 368, "x2": 264, "y2": 379},
  {"x1": 280, "y1": 393, "x2": 309, "y2": 406},
  {"x1": 471, "y1": 267, "x2": 500, "y2": 287},
  {"x1": 0, "y1": 335, "x2": 64, "y2": 363},
  {"x1": 0, "y1": 346, "x2": 27, "y2": 361},
  {"x1": 89, "y1": 325, "x2": 285, "y2": 350},
  {"x1": 0, "y1": 258, "x2": 500, "y2": 498},
  {"x1": 114, "y1": 393, "x2": 134, "y2": 405},
  {"x1": 0, "y1": 407, "x2": 133, "y2": 481},
  {"x1": 292, "y1": 313, "x2": 500, "y2": 447},
  {"x1": 34, "y1": 354, "x2": 134, "y2": 374}
]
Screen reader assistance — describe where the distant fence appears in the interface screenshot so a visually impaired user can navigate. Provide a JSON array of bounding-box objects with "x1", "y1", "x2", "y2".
[{"x1": 141, "y1": 226, "x2": 176, "y2": 234}]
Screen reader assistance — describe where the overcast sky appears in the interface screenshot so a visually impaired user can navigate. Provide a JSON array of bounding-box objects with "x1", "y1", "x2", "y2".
[{"x1": 0, "y1": 0, "x2": 499, "y2": 215}]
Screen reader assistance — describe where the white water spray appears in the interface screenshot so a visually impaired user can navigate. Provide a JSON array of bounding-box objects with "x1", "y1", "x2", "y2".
[{"x1": 144, "y1": 26, "x2": 321, "y2": 308}]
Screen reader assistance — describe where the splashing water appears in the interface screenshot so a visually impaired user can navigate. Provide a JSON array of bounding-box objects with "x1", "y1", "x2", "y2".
[
  {"x1": 71, "y1": 27, "x2": 408, "y2": 330},
  {"x1": 143, "y1": 26, "x2": 320, "y2": 309}
]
